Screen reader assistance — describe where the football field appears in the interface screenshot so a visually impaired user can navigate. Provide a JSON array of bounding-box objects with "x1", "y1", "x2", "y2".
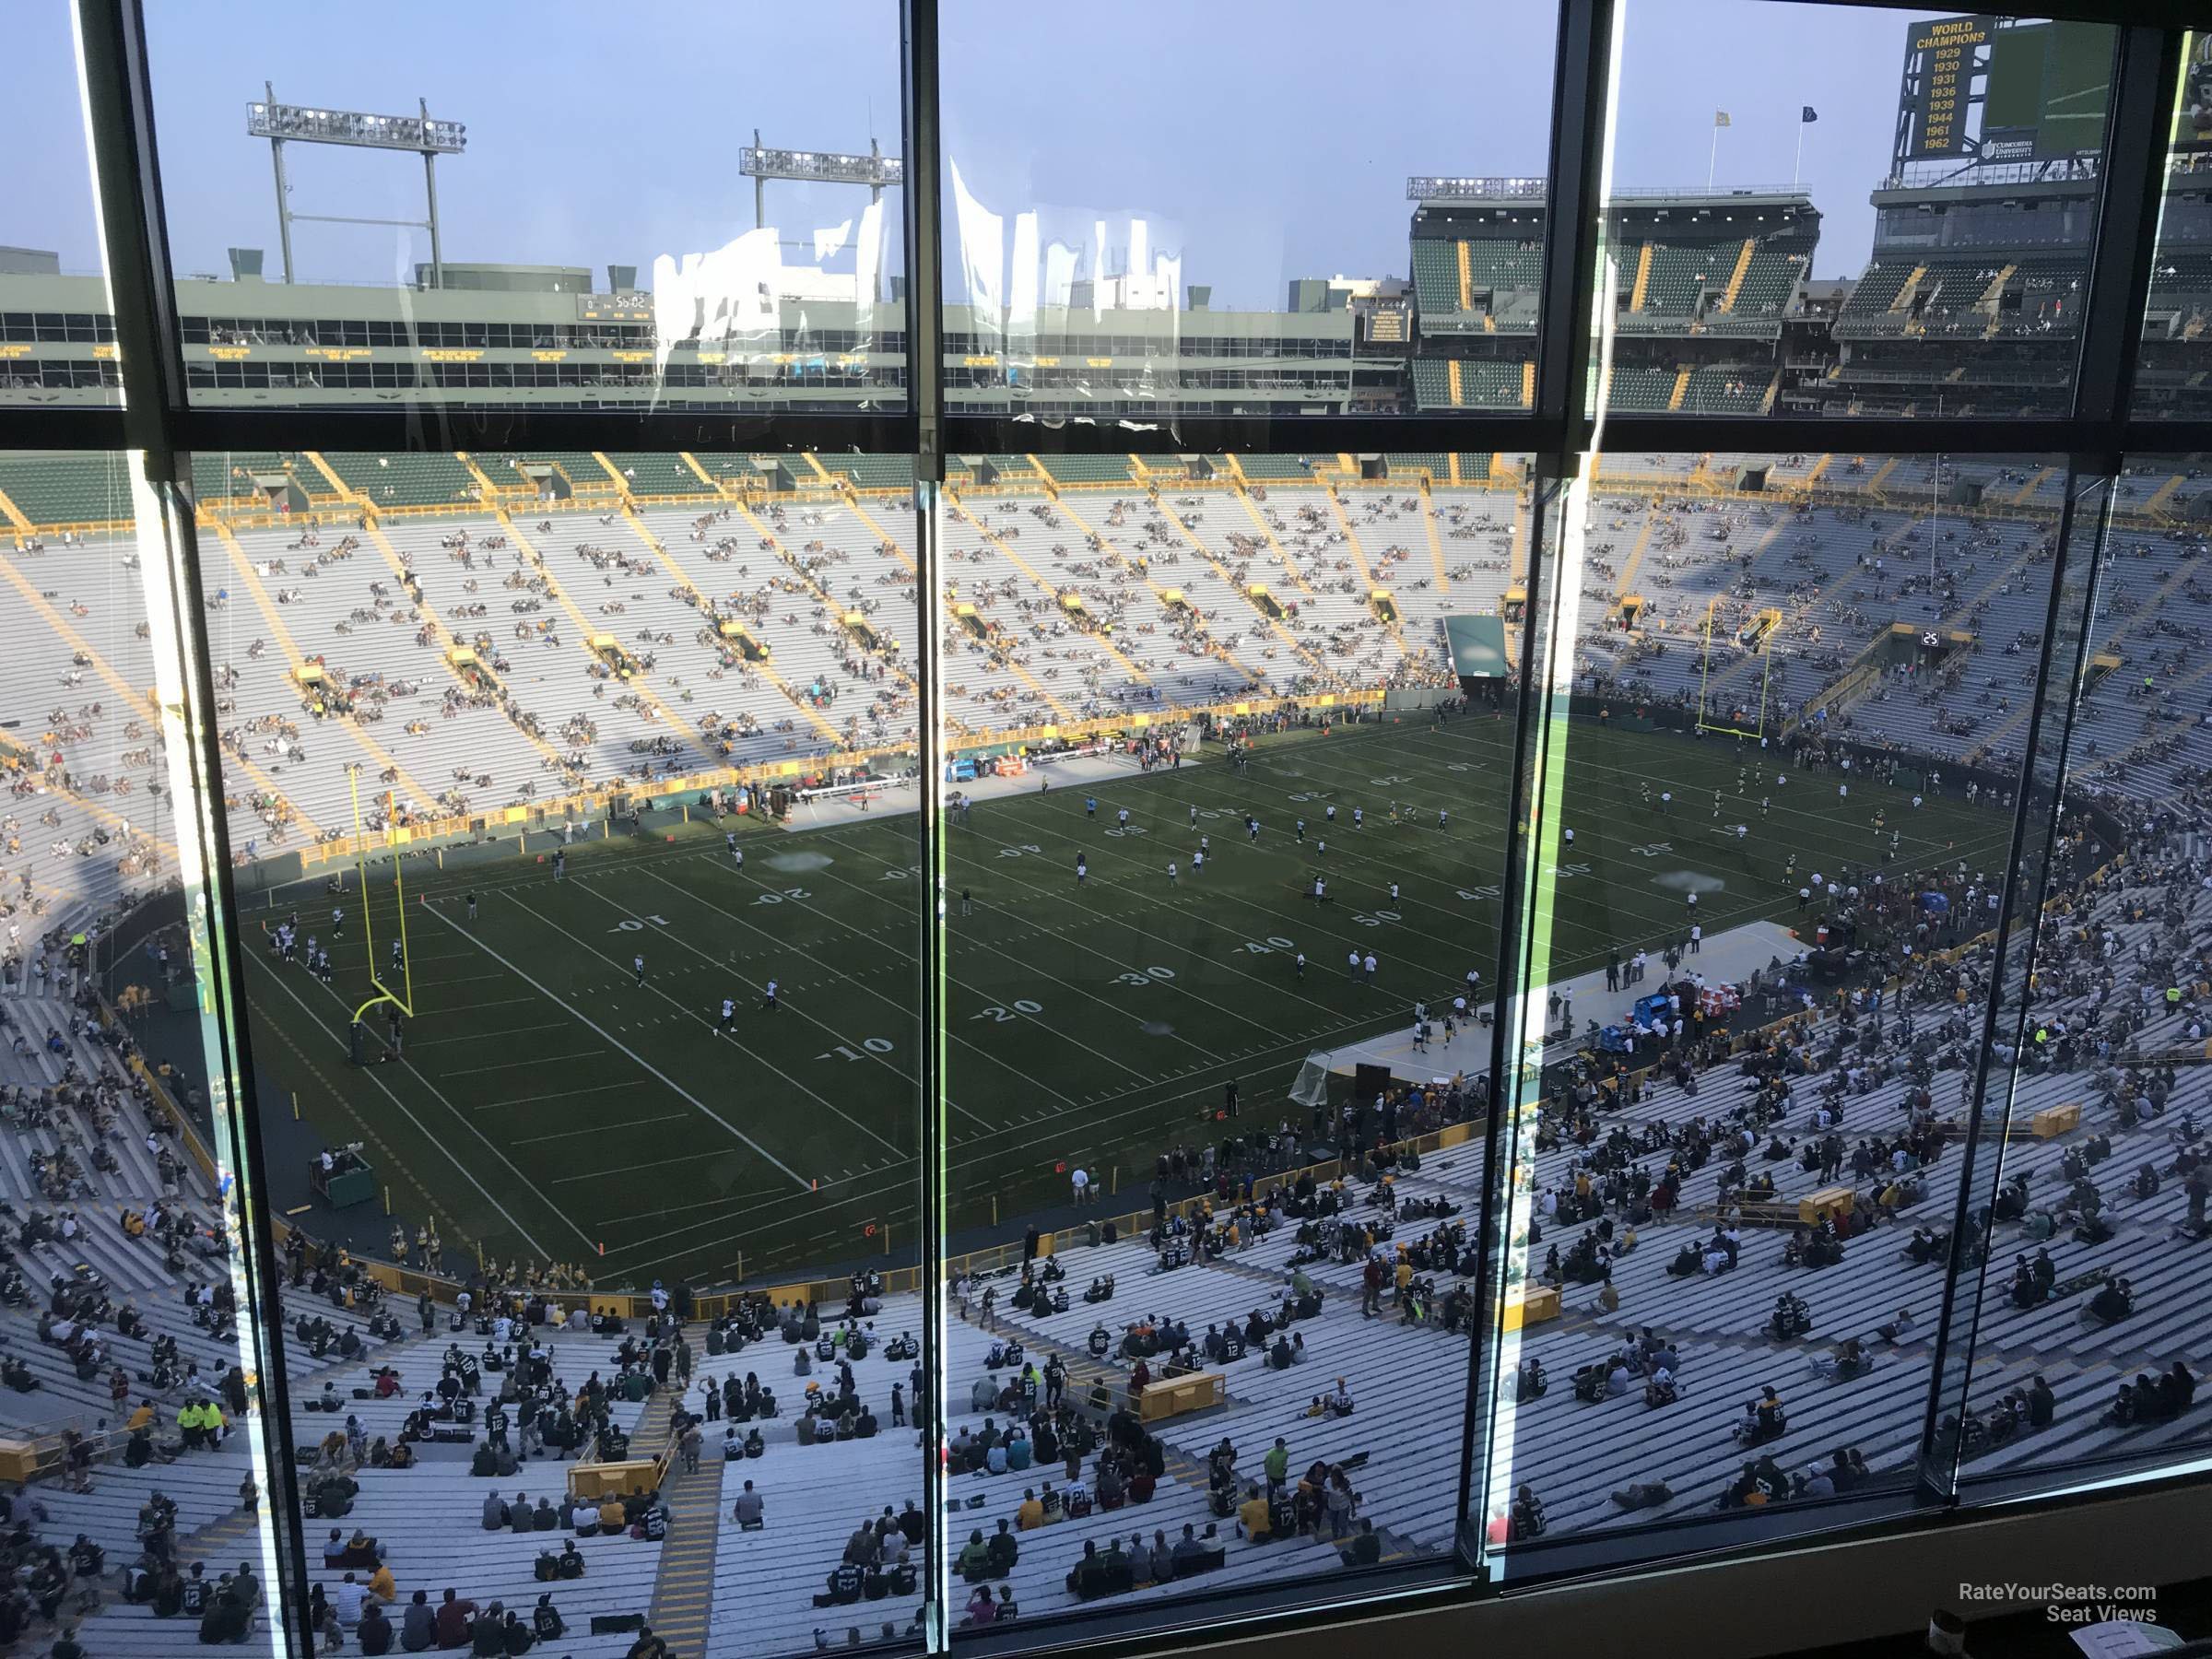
[{"x1": 240, "y1": 718, "x2": 2016, "y2": 1288}]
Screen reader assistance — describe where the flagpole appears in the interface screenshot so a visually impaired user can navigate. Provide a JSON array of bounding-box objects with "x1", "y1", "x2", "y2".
[
  {"x1": 1794, "y1": 121, "x2": 1805, "y2": 188},
  {"x1": 1709, "y1": 123, "x2": 1719, "y2": 190}
]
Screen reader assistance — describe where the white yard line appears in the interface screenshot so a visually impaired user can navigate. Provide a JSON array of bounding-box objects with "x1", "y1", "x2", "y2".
[
  {"x1": 419, "y1": 896, "x2": 831, "y2": 1185},
  {"x1": 244, "y1": 953, "x2": 578, "y2": 1258}
]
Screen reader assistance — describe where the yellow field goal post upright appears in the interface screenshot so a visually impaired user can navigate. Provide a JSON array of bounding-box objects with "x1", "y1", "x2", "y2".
[
  {"x1": 1695, "y1": 594, "x2": 1780, "y2": 741},
  {"x1": 346, "y1": 763, "x2": 416, "y2": 1063}
]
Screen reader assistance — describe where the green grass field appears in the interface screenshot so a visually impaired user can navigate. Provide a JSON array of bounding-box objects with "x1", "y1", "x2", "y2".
[{"x1": 238, "y1": 719, "x2": 2016, "y2": 1288}]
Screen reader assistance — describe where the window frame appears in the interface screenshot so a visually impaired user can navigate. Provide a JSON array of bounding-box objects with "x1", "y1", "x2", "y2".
[{"x1": 19, "y1": 2, "x2": 2212, "y2": 1653}]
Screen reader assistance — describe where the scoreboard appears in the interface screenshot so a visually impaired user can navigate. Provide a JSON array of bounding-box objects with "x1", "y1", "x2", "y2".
[
  {"x1": 1981, "y1": 19, "x2": 2112, "y2": 161},
  {"x1": 1901, "y1": 15, "x2": 2112, "y2": 164},
  {"x1": 577, "y1": 292, "x2": 652, "y2": 323},
  {"x1": 1903, "y1": 13, "x2": 1993, "y2": 160}
]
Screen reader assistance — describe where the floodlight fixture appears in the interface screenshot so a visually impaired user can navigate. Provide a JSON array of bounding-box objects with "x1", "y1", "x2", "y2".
[
  {"x1": 737, "y1": 131, "x2": 902, "y2": 228},
  {"x1": 249, "y1": 83, "x2": 469, "y2": 286}
]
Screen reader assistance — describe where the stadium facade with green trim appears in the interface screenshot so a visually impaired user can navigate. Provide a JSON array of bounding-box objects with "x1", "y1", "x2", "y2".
[{"x1": 12, "y1": 161, "x2": 2211, "y2": 421}]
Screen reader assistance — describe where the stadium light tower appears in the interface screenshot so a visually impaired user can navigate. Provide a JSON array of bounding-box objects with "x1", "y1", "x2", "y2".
[
  {"x1": 736, "y1": 130, "x2": 902, "y2": 229},
  {"x1": 248, "y1": 84, "x2": 468, "y2": 288}
]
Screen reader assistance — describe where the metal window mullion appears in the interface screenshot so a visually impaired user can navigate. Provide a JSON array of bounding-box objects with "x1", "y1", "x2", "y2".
[
  {"x1": 1533, "y1": 0, "x2": 1616, "y2": 439},
  {"x1": 901, "y1": 0, "x2": 951, "y2": 1650},
  {"x1": 166, "y1": 406, "x2": 922, "y2": 458},
  {"x1": 1912, "y1": 462, "x2": 2109, "y2": 1500},
  {"x1": 156, "y1": 470, "x2": 321, "y2": 1643},
  {"x1": 76, "y1": 0, "x2": 186, "y2": 446},
  {"x1": 903, "y1": 0, "x2": 946, "y2": 488},
  {"x1": 2073, "y1": 25, "x2": 2186, "y2": 431},
  {"x1": 1455, "y1": 460, "x2": 1561, "y2": 1560},
  {"x1": 77, "y1": 0, "x2": 316, "y2": 1646},
  {"x1": 1457, "y1": 0, "x2": 1618, "y2": 1557}
]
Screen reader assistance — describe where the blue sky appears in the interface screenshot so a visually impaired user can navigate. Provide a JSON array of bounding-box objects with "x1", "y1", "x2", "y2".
[{"x1": 0, "y1": 3, "x2": 2088, "y2": 304}]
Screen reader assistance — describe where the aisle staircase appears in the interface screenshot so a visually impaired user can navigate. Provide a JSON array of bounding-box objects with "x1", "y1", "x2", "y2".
[
  {"x1": 1719, "y1": 238, "x2": 1757, "y2": 312},
  {"x1": 643, "y1": 1380, "x2": 726, "y2": 1659}
]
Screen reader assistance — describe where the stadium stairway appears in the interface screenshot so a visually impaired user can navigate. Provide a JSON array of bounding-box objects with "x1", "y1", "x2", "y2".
[{"x1": 639, "y1": 1385, "x2": 724, "y2": 1659}]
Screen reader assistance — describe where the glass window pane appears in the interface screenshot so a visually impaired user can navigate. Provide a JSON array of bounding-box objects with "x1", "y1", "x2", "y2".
[
  {"x1": 0, "y1": 451, "x2": 294, "y2": 1650},
  {"x1": 937, "y1": 454, "x2": 1531, "y2": 1635},
  {"x1": 939, "y1": 1, "x2": 1558, "y2": 420},
  {"x1": 143, "y1": 5, "x2": 905, "y2": 413},
  {"x1": 1478, "y1": 450, "x2": 2069, "y2": 1573},
  {"x1": 2136, "y1": 32, "x2": 2212, "y2": 418},
  {"x1": 1604, "y1": 6, "x2": 2113, "y2": 420},
  {"x1": 0, "y1": 3, "x2": 120, "y2": 407},
  {"x1": 1941, "y1": 456, "x2": 2211, "y2": 1499},
  {"x1": 191, "y1": 452, "x2": 924, "y2": 1658}
]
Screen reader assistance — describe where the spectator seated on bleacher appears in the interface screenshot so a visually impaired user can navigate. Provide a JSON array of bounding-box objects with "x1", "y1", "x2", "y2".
[
  {"x1": 1769, "y1": 1293, "x2": 1814, "y2": 1340},
  {"x1": 1338, "y1": 1516, "x2": 1382, "y2": 1567},
  {"x1": 814, "y1": 1560, "x2": 866, "y2": 1608},
  {"x1": 1735, "y1": 1386, "x2": 1789, "y2": 1446},
  {"x1": 1821, "y1": 1338, "x2": 1875, "y2": 1383},
  {"x1": 322, "y1": 1526, "x2": 382, "y2": 1569},
  {"x1": 2104, "y1": 1363, "x2": 2197, "y2": 1427},
  {"x1": 197, "y1": 1581, "x2": 254, "y2": 1645},
  {"x1": 2085, "y1": 1277, "x2": 2135, "y2": 1325},
  {"x1": 952, "y1": 1526, "x2": 1000, "y2": 1583},
  {"x1": 1065, "y1": 1536, "x2": 1140, "y2": 1599},
  {"x1": 1717, "y1": 1455, "x2": 1789, "y2": 1510},
  {"x1": 430, "y1": 1588, "x2": 477, "y2": 1649},
  {"x1": 528, "y1": 1593, "x2": 567, "y2": 1644},
  {"x1": 1571, "y1": 1362, "x2": 1611, "y2": 1406},
  {"x1": 1167, "y1": 1520, "x2": 1225, "y2": 1577},
  {"x1": 1783, "y1": 1222, "x2": 1844, "y2": 1270},
  {"x1": 1230, "y1": 1482, "x2": 1275, "y2": 1542},
  {"x1": 533, "y1": 1539, "x2": 587, "y2": 1581}
]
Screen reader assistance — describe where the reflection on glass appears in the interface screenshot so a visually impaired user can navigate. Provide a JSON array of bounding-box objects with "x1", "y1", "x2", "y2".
[
  {"x1": 2137, "y1": 29, "x2": 2212, "y2": 418},
  {"x1": 188, "y1": 451, "x2": 923, "y2": 1656},
  {"x1": 1945, "y1": 458, "x2": 2210, "y2": 1490},
  {"x1": 933, "y1": 454, "x2": 1530, "y2": 1630},
  {"x1": 1602, "y1": 6, "x2": 2112, "y2": 418},
  {"x1": 130, "y1": 2, "x2": 904, "y2": 411},
  {"x1": 1481, "y1": 451, "x2": 2068, "y2": 1569},
  {"x1": 0, "y1": 4, "x2": 120, "y2": 407},
  {"x1": 0, "y1": 452, "x2": 288, "y2": 1649},
  {"x1": 940, "y1": 0, "x2": 1558, "y2": 418}
]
